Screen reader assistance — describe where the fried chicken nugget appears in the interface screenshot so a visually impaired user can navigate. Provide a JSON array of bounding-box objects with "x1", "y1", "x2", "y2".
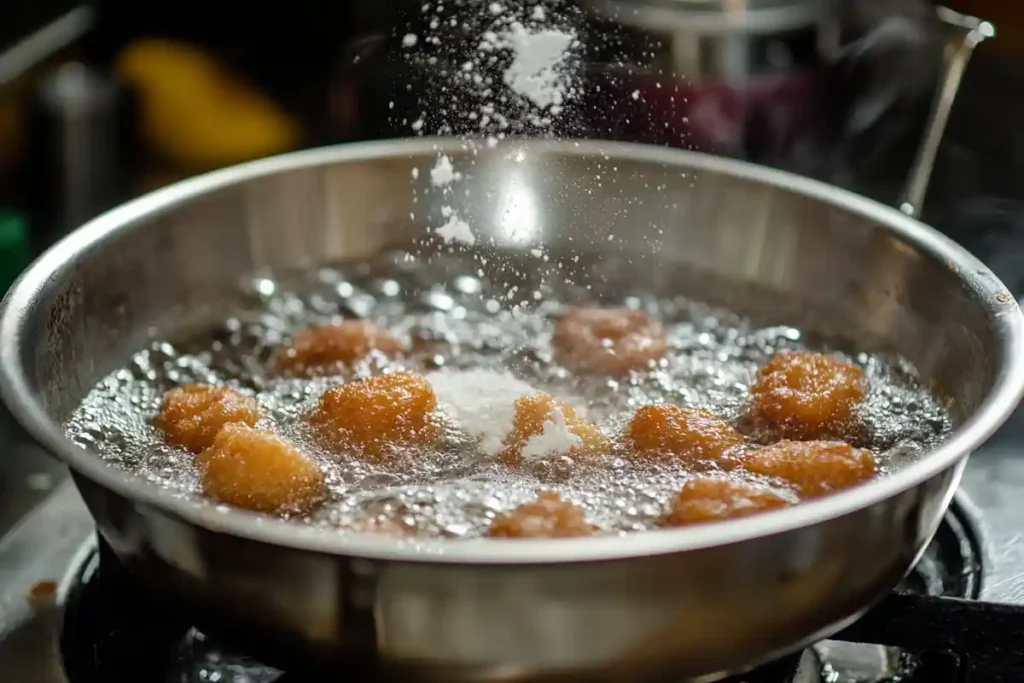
[
  {"x1": 272, "y1": 320, "x2": 402, "y2": 377},
  {"x1": 553, "y1": 306, "x2": 668, "y2": 376},
  {"x1": 309, "y1": 371, "x2": 441, "y2": 459},
  {"x1": 742, "y1": 440, "x2": 876, "y2": 498},
  {"x1": 154, "y1": 383, "x2": 258, "y2": 454},
  {"x1": 661, "y1": 477, "x2": 790, "y2": 526},
  {"x1": 627, "y1": 404, "x2": 744, "y2": 466},
  {"x1": 749, "y1": 350, "x2": 865, "y2": 439},
  {"x1": 488, "y1": 492, "x2": 596, "y2": 538},
  {"x1": 197, "y1": 423, "x2": 326, "y2": 514},
  {"x1": 499, "y1": 393, "x2": 608, "y2": 466}
]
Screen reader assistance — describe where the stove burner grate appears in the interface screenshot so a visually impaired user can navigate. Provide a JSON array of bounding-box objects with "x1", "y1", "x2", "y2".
[
  {"x1": 56, "y1": 499, "x2": 985, "y2": 683},
  {"x1": 897, "y1": 496, "x2": 983, "y2": 600}
]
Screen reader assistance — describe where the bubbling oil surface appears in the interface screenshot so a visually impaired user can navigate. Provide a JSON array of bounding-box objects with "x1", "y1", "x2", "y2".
[{"x1": 64, "y1": 248, "x2": 952, "y2": 538}]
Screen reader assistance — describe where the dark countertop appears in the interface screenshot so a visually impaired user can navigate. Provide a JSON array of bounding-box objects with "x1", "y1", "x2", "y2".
[{"x1": 0, "y1": 415, "x2": 68, "y2": 533}]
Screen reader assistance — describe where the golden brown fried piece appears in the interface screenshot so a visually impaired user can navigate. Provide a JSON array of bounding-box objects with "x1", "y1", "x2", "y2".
[
  {"x1": 272, "y1": 321, "x2": 402, "y2": 377},
  {"x1": 309, "y1": 371, "x2": 441, "y2": 459},
  {"x1": 488, "y1": 492, "x2": 596, "y2": 538},
  {"x1": 553, "y1": 306, "x2": 668, "y2": 376},
  {"x1": 748, "y1": 350, "x2": 865, "y2": 439},
  {"x1": 742, "y1": 440, "x2": 876, "y2": 498},
  {"x1": 661, "y1": 477, "x2": 790, "y2": 527},
  {"x1": 197, "y1": 423, "x2": 326, "y2": 514},
  {"x1": 499, "y1": 393, "x2": 608, "y2": 466},
  {"x1": 153, "y1": 383, "x2": 258, "y2": 454},
  {"x1": 627, "y1": 404, "x2": 744, "y2": 466}
]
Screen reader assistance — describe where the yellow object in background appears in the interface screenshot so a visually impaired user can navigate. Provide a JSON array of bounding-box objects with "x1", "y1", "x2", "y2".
[{"x1": 116, "y1": 39, "x2": 300, "y2": 171}]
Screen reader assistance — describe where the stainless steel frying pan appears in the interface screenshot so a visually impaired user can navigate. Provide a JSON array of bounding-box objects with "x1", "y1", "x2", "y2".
[{"x1": 1, "y1": 13, "x2": 1021, "y2": 683}]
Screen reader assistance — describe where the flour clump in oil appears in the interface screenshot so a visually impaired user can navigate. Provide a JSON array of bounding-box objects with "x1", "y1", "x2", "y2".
[{"x1": 427, "y1": 368, "x2": 537, "y2": 456}]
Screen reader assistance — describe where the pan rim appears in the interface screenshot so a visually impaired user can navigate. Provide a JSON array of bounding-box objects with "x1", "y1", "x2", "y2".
[{"x1": 3, "y1": 136, "x2": 1022, "y2": 564}]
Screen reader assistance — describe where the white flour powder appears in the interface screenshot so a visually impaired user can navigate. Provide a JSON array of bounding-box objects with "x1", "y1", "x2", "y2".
[
  {"x1": 403, "y1": 2, "x2": 581, "y2": 255},
  {"x1": 499, "y1": 22, "x2": 576, "y2": 109},
  {"x1": 520, "y1": 407, "x2": 581, "y2": 461},
  {"x1": 435, "y1": 213, "x2": 476, "y2": 246},
  {"x1": 427, "y1": 369, "x2": 537, "y2": 455},
  {"x1": 430, "y1": 155, "x2": 460, "y2": 187}
]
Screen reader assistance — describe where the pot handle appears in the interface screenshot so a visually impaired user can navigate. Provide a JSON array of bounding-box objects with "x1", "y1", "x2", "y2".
[{"x1": 898, "y1": 7, "x2": 994, "y2": 218}]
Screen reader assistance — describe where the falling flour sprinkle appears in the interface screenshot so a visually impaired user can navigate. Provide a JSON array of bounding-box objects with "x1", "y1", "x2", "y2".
[
  {"x1": 431, "y1": 155, "x2": 459, "y2": 187},
  {"x1": 401, "y1": 0, "x2": 580, "y2": 139},
  {"x1": 434, "y1": 213, "x2": 476, "y2": 246},
  {"x1": 498, "y1": 22, "x2": 576, "y2": 109},
  {"x1": 402, "y1": 2, "x2": 579, "y2": 262}
]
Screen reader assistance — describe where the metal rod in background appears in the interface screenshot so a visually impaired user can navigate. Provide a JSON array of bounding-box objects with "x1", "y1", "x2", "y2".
[{"x1": 898, "y1": 7, "x2": 994, "y2": 218}]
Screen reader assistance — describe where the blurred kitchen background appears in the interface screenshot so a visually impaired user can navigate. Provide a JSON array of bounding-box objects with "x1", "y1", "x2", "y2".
[{"x1": 0, "y1": 0, "x2": 1022, "y2": 521}]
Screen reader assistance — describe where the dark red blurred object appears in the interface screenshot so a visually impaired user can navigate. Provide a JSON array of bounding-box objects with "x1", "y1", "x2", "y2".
[{"x1": 582, "y1": 68, "x2": 820, "y2": 160}]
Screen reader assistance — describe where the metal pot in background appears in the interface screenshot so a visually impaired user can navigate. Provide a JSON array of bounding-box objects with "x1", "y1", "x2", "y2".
[
  {"x1": 576, "y1": 0, "x2": 837, "y2": 156},
  {"x1": 579, "y1": 0, "x2": 841, "y2": 85},
  {"x1": 574, "y1": 0, "x2": 978, "y2": 167}
]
